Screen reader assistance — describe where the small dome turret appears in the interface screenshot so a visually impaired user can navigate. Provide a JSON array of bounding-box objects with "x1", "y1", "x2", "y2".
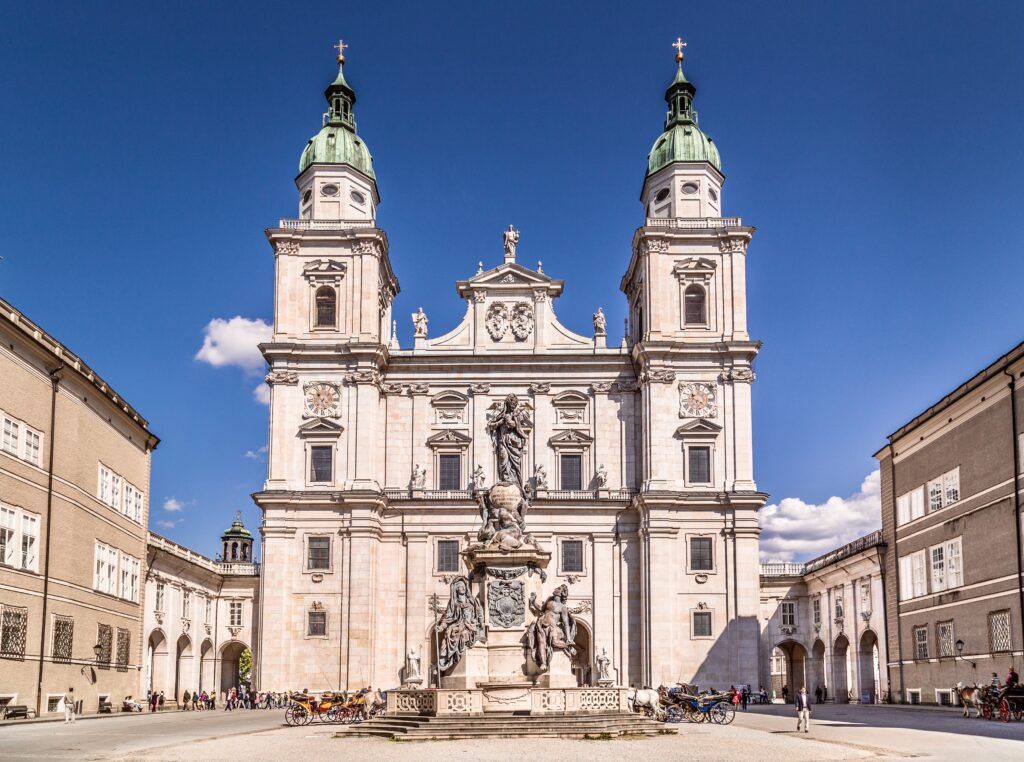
[{"x1": 221, "y1": 511, "x2": 254, "y2": 562}]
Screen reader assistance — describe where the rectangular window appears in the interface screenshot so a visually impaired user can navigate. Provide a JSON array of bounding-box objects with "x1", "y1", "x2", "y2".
[
  {"x1": 561, "y1": 539, "x2": 584, "y2": 573},
  {"x1": 0, "y1": 606, "x2": 28, "y2": 660},
  {"x1": 230, "y1": 601, "x2": 243, "y2": 627},
  {"x1": 930, "y1": 545, "x2": 945, "y2": 592},
  {"x1": 946, "y1": 537, "x2": 963, "y2": 588},
  {"x1": 909, "y1": 486, "x2": 925, "y2": 521},
  {"x1": 780, "y1": 601, "x2": 796, "y2": 627},
  {"x1": 937, "y1": 620, "x2": 954, "y2": 658},
  {"x1": 94, "y1": 542, "x2": 118, "y2": 595},
  {"x1": 436, "y1": 539, "x2": 460, "y2": 573},
  {"x1": 124, "y1": 485, "x2": 144, "y2": 523},
  {"x1": 911, "y1": 551, "x2": 927, "y2": 598},
  {"x1": 52, "y1": 615, "x2": 74, "y2": 662},
  {"x1": 913, "y1": 625, "x2": 928, "y2": 660},
  {"x1": 115, "y1": 628, "x2": 130, "y2": 671},
  {"x1": 929, "y1": 537, "x2": 963, "y2": 593},
  {"x1": 307, "y1": 536, "x2": 331, "y2": 570},
  {"x1": 2, "y1": 417, "x2": 20, "y2": 455},
  {"x1": 812, "y1": 598, "x2": 821, "y2": 627},
  {"x1": 23, "y1": 430, "x2": 41, "y2": 466},
  {"x1": 309, "y1": 446, "x2": 333, "y2": 483},
  {"x1": 989, "y1": 610, "x2": 1012, "y2": 652},
  {"x1": 155, "y1": 582, "x2": 165, "y2": 612},
  {"x1": 96, "y1": 623, "x2": 112, "y2": 668},
  {"x1": 308, "y1": 610, "x2": 327, "y2": 637},
  {"x1": 897, "y1": 493, "x2": 910, "y2": 525},
  {"x1": 110, "y1": 473, "x2": 122, "y2": 511},
  {"x1": 120, "y1": 553, "x2": 131, "y2": 600},
  {"x1": 560, "y1": 454, "x2": 582, "y2": 490},
  {"x1": 689, "y1": 536, "x2": 713, "y2": 571},
  {"x1": 943, "y1": 468, "x2": 960, "y2": 505},
  {"x1": 692, "y1": 611, "x2": 712, "y2": 637},
  {"x1": 928, "y1": 480, "x2": 943, "y2": 513},
  {"x1": 688, "y1": 446, "x2": 711, "y2": 484},
  {"x1": 0, "y1": 506, "x2": 16, "y2": 566},
  {"x1": 438, "y1": 454, "x2": 462, "y2": 490}
]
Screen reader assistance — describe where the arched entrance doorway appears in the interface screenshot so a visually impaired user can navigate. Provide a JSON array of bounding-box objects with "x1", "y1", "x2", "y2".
[
  {"x1": 772, "y1": 640, "x2": 808, "y2": 703},
  {"x1": 858, "y1": 630, "x2": 880, "y2": 704},
  {"x1": 571, "y1": 620, "x2": 593, "y2": 686},
  {"x1": 147, "y1": 630, "x2": 168, "y2": 696},
  {"x1": 220, "y1": 640, "x2": 249, "y2": 693},
  {"x1": 809, "y1": 639, "x2": 826, "y2": 699},
  {"x1": 199, "y1": 639, "x2": 215, "y2": 693},
  {"x1": 832, "y1": 634, "x2": 851, "y2": 702},
  {"x1": 174, "y1": 635, "x2": 192, "y2": 703}
]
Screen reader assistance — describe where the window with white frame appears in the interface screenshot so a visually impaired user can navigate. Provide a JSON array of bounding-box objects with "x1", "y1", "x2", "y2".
[
  {"x1": 560, "y1": 539, "x2": 584, "y2": 574},
  {"x1": 123, "y1": 555, "x2": 139, "y2": 602},
  {"x1": 23, "y1": 429, "x2": 41, "y2": 466},
  {"x1": 689, "y1": 536, "x2": 714, "y2": 571},
  {"x1": 943, "y1": 468, "x2": 960, "y2": 506},
  {"x1": 2, "y1": 416, "x2": 20, "y2": 455},
  {"x1": 182, "y1": 589, "x2": 191, "y2": 619},
  {"x1": 930, "y1": 537, "x2": 963, "y2": 593},
  {"x1": 897, "y1": 492, "x2": 909, "y2": 525},
  {"x1": 309, "y1": 445, "x2": 333, "y2": 483},
  {"x1": 899, "y1": 550, "x2": 928, "y2": 600},
  {"x1": 937, "y1": 620, "x2": 954, "y2": 658},
  {"x1": 120, "y1": 553, "x2": 131, "y2": 600},
  {"x1": 928, "y1": 479, "x2": 943, "y2": 513},
  {"x1": 812, "y1": 597, "x2": 821, "y2": 628},
  {"x1": 989, "y1": 610, "x2": 1012, "y2": 652},
  {"x1": 692, "y1": 610, "x2": 712, "y2": 637},
  {"x1": 437, "y1": 453, "x2": 462, "y2": 490},
  {"x1": 93, "y1": 542, "x2": 118, "y2": 595},
  {"x1": 124, "y1": 484, "x2": 144, "y2": 523},
  {"x1": 0, "y1": 505, "x2": 17, "y2": 567},
  {"x1": 98, "y1": 464, "x2": 124, "y2": 511},
  {"x1": 436, "y1": 539, "x2": 460, "y2": 573},
  {"x1": 687, "y1": 445, "x2": 712, "y2": 485},
  {"x1": 306, "y1": 536, "x2": 331, "y2": 571},
  {"x1": 913, "y1": 625, "x2": 928, "y2": 660},
  {"x1": 559, "y1": 453, "x2": 582, "y2": 490},
  {"x1": 896, "y1": 486, "x2": 926, "y2": 525},
  {"x1": 307, "y1": 608, "x2": 327, "y2": 637},
  {"x1": 780, "y1": 600, "x2": 796, "y2": 627},
  {"x1": 230, "y1": 600, "x2": 243, "y2": 627}
]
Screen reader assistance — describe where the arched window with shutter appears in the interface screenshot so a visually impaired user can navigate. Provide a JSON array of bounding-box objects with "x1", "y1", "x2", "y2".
[
  {"x1": 684, "y1": 284, "x2": 707, "y2": 325},
  {"x1": 314, "y1": 286, "x2": 336, "y2": 328}
]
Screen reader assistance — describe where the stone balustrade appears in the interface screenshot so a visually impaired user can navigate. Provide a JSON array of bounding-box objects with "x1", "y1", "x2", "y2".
[
  {"x1": 277, "y1": 218, "x2": 376, "y2": 230},
  {"x1": 645, "y1": 216, "x2": 743, "y2": 229}
]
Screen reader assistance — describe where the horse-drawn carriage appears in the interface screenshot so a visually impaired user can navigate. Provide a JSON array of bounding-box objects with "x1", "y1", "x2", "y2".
[
  {"x1": 284, "y1": 688, "x2": 385, "y2": 726},
  {"x1": 629, "y1": 683, "x2": 735, "y2": 724},
  {"x1": 983, "y1": 685, "x2": 1024, "y2": 722}
]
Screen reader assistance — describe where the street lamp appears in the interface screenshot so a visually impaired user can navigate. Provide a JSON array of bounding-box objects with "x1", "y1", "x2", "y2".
[
  {"x1": 955, "y1": 639, "x2": 976, "y2": 670},
  {"x1": 80, "y1": 643, "x2": 103, "y2": 684}
]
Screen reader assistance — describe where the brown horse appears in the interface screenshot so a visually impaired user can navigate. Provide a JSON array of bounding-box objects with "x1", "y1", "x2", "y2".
[{"x1": 954, "y1": 682, "x2": 984, "y2": 718}]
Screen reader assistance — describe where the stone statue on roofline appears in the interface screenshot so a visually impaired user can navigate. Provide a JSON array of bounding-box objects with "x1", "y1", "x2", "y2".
[
  {"x1": 412, "y1": 307, "x2": 428, "y2": 338},
  {"x1": 503, "y1": 224, "x2": 519, "y2": 261},
  {"x1": 593, "y1": 307, "x2": 607, "y2": 336}
]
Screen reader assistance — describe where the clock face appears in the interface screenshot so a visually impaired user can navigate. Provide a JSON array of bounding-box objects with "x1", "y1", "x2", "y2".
[
  {"x1": 305, "y1": 383, "x2": 339, "y2": 417},
  {"x1": 679, "y1": 382, "x2": 716, "y2": 418}
]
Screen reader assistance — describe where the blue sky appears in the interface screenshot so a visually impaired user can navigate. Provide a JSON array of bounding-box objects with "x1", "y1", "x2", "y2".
[{"x1": 2, "y1": 1, "x2": 1022, "y2": 561}]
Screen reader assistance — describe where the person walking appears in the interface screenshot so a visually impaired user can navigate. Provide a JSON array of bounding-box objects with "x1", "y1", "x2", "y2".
[
  {"x1": 191, "y1": 690, "x2": 199, "y2": 711},
  {"x1": 149, "y1": 691, "x2": 158, "y2": 712},
  {"x1": 782, "y1": 685, "x2": 789, "y2": 704},
  {"x1": 815, "y1": 685, "x2": 823, "y2": 704},
  {"x1": 795, "y1": 686, "x2": 811, "y2": 733},
  {"x1": 63, "y1": 688, "x2": 76, "y2": 725},
  {"x1": 741, "y1": 686, "x2": 749, "y2": 710}
]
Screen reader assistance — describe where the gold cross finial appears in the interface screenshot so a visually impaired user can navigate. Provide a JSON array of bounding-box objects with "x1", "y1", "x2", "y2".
[
  {"x1": 334, "y1": 38, "x2": 349, "y2": 64},
  {"x1": 673, "y1": 37, "x2": 687, "y2": 64}
]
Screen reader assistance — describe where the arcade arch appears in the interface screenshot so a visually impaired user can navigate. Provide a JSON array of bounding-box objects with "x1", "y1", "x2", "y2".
[{"x1": 832, "y1": 634, "x2": 851, "y2": 702}]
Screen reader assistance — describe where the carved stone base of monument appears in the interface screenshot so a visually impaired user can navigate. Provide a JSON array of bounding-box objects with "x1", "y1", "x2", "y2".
[
  {"x1": 529, "y1": 649, "x2": 577, "y2": 689},
  {"x1": 442, "y1": 644, "x2": 488, "y2": 690}
]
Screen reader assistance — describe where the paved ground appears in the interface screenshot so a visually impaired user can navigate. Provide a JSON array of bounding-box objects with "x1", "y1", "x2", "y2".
[{"x1": 2, "y1": 703, "x2": 1023, "y2": 760}]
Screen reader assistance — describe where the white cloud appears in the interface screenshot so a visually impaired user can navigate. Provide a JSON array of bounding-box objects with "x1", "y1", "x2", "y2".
[
  {"x1": 759, "y1": 470, "x2": 881, "y2": 563},
  {"x1": 252, "y1": 383, "x2": 271, "y2": 405},
  {"x1": 162, "y1": 497, "x2": 185, "y2": 513},
  {"x1": 244, "y1": 444, "x2": 269, "y2": 460},
  {"x1": 157, "y1": 518, "x2": 181, "y2": 529},
  {"x1": 195, "y1": 316, "x2": 272, "y2": 373}
]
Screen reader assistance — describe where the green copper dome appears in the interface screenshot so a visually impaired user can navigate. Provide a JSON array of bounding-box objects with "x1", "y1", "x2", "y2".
[
  {"x1": 298, "y1": 57, "x2": 375, "y2": 179},
  {"x1": 646, "y1": 60, "x2": 721, "y2": 175},
  {"x1": 221, "y1": 512, "x2": 253, "y2": 541}
]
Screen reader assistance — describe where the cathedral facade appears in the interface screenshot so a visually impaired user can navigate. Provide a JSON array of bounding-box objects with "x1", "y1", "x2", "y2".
[{"x1": 254, "y1": 44, "x2": 765, "y2": 692}]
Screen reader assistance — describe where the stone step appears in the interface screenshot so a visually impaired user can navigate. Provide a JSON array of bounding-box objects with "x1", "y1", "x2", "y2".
[{"x1": 335, "y1": 713, "x2": 675, "y2": 740}]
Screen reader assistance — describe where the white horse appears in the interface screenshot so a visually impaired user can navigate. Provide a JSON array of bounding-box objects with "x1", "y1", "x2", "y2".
[
  {"x1": 627, "y1": 687, "x2": 664, "y2": 720},
  {"x1": 954, "y1": 681, "x2": 984, "y2": 718}
]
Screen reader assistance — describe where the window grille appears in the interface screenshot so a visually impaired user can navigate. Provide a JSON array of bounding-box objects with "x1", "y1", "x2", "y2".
[
  {"x1": 116, "y1": 628, "x2": 130, "y2": 672},
  {"x1": 913, "y1": 626, "x2": 928, "y2": 660},
  {"x1": 308, "y1": 610, "x2": 327, "y2": 637},
  {"x1": 937, "y1": 621, "x2": 954, "y2": 658},
  {"x1": 688, "y1": 447, "x2": 711, "y2": 484},
  {"x1": 52, "y1": 616, "x2": 74, "y2": 662},
  {"x1": 96, "y1": 624, "x2": 112, "y2": 669},
  {"x1": 438, "y1": 454, "x2": 462, "y2": 490},
  {"x1": 560, "y1": 454, "x2": 582, "y2": 490},
  {"x1": 307, "y1": 537, "x2": 330, "y2": 570},
  {"x1": 310, "y1": 446, "x2": 333, "y2": 482},
  {"x1": 1, "y1": 606, "x2": 28, "y2": 659},
  {"x1": 436, "y1": 540, "x2": 460, "y2": 573},
  {"x1": 561, "y1": 540, "x2": 584, "y2": 573},
  {"x1": 693, "y1": 611, "x2": 712, "y2": 637},
  {"x1": 990, "y1": 610, "x2": 1012, "y2": 652},
  {"x1": 689, "y1": 537, "x2": 713, "y2": 571}
]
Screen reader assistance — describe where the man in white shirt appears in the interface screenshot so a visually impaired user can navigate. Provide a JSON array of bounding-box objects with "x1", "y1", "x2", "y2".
[
  {"x1": 63, "y1": 688, "x2": 75, "y2": 724},
  {"x1": 795, "y1": 685, "x2": 811, "y2": 732}
]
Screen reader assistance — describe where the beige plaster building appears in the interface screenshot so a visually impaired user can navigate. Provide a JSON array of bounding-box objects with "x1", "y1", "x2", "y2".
[
  {"x1": 760, "y1": 532, "x2": 888, "y2": 703},
  {"x1": 254, "y1": 47, "x2": 765, "y2": 692},
  {"x1": 876, "y1": 340, "x2": 1024, "y2": 705},
  {"x1": 0, "y1": 296, "x2": 158, "y2": 716},
  {"x1": 143, "y1": 520, "x2": 259, "y2": 704}
]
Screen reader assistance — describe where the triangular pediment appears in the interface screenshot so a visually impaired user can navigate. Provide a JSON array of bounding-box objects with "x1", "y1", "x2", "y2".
[
  {"x1": 302, "y1": 259, "x2": 348, "y2": 276},
  {"x1": 674, "y1": 419, "x2": 722, "y2": 436},
  {"x1": 456, "y1": 262, "x2": 564, "y2": 298},
  {"x1": 548, "y1": 428, "x2": 595, "y2": 447},
  {"x1": 426, "y1": 429, "x2": 472, "y2": 447},
  {"x1": 297, "y1": 418, "x2": 345, "y2": 437}
]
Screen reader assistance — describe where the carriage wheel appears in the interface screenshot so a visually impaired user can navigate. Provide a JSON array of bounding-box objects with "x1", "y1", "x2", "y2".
[
  {"x1": 981, "y1": 701, "x2": 992, "y2": 720},
  {"x1": 285, "y1": 704, "x2": 308, "y2": 727},
  {"x1": 665, "y1": 705, "x2": 683, "y2": 723},
  {"x1": 999, "y1": 699, "x2": 1011, "y2": 723},
  {"x1": 711, "y1": 702, "x2": 736, "y2": 725},
  {"x1": 326, "y1": 706, "x2": 344, "y2": 723}
]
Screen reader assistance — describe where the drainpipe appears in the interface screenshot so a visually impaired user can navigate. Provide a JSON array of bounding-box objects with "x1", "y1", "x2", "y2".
[
  {"x1": 35, "y1": 364, "x2": 63, "y2": 717},
  {"x1": 1004, "y1": 369, "x2": 1024, "y2": 649},
  {"x1": 887, "y1": 451, "x2": 906, "y2": 703}
]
